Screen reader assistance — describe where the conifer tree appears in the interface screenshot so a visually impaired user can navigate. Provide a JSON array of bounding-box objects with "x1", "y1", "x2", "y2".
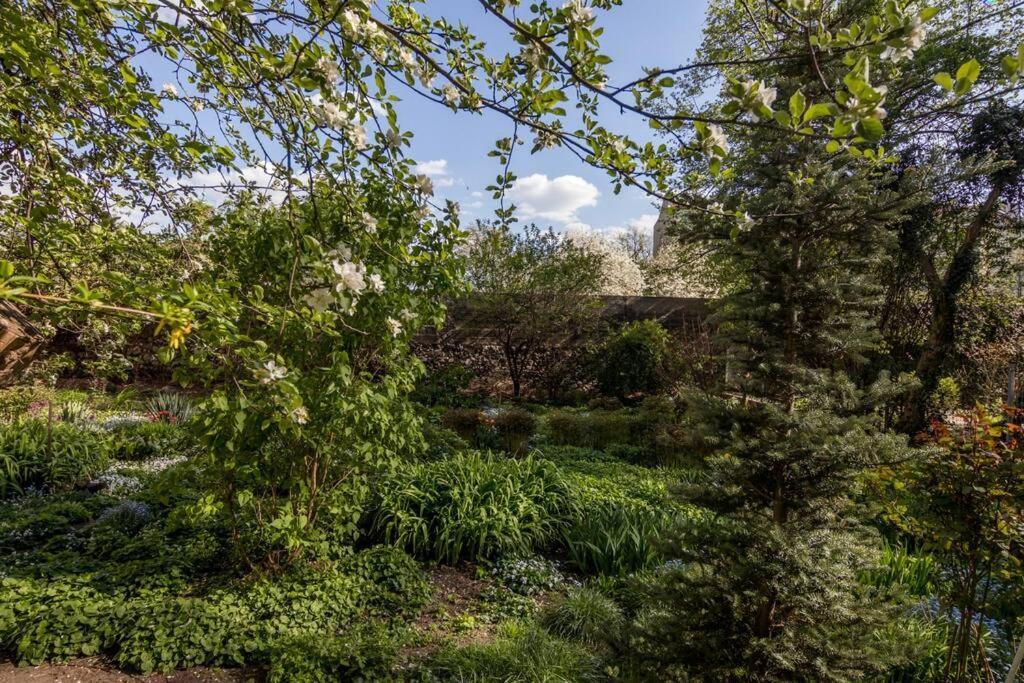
[{"x1": 634, "y1": 2, "x2": 929, "y2": 679}]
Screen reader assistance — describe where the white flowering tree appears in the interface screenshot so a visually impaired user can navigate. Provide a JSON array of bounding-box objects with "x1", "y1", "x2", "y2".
[{"x1": 0, "y1": 0, "x2": 1018, "y2": 563}]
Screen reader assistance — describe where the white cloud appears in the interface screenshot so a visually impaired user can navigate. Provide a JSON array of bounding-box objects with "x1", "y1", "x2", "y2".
[
  {"x1": 598, "y1": 212, "x2": 659, "y2": 239},
  {"x1": 435, "y1": 177, "x2": 456, "y2": 188},
  {"x1": 507, "y1": 174, "x2": 599, "y2": 223},
  {"x1": 414, "y1": 159, "x2": 450, "y2": 177}
]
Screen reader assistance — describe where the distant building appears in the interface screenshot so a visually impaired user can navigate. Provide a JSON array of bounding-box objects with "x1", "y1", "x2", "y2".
[{"x1": 652, "y1": 200, "x2": 674, "y2": 257}]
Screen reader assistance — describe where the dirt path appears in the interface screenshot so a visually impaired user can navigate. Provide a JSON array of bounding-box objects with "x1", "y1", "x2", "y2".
[{"x1": 0, "y1": 662, "x2": 256, "y2": 682}]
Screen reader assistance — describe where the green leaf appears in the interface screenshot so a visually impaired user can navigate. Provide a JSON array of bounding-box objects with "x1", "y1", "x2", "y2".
[
  {"x1": 933, "y1": 72, "x2": 954, "y2": 91},
  {"x1": 858, "y1": 117, "x2": 884, "y2": 142},
  {"x1": 789, "y1": 90, "x2": 806, "y2": 120},
  {"x1": 825, "y1": 140, "x2": 841, "y2": 154},
  {"x1": 803, "y1": 103, "x2": 834, "y2": 122},
  {"x1": 956, "y1": 58, "x2": 981, "y2": 84}
]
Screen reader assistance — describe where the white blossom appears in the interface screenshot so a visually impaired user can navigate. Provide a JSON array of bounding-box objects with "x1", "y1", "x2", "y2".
[
  {"x1": 347, "y1": 123, "x2": 368, "y2": 150},
  {"x1": 362, "y1": 211, "x2": 378, "y2": 233},
  {"x1": 566, "y1": 229, "x2": 645, "y2": 296},
  {"x1": 398, "y1": 48, "x2": 417, "y2": 71},
  {"x1": 415, "y1": 174, "x2": 434, "y2": 196},
  {"x1": 161, "y1": 83, "x2": 179, "y2": 97},
  {"x1": 367, "y1": 272, "x2": 385, "y2": 292},
  {"x1": 702, "y1": 124, "x2": 730, "y2": 157},
  {"x1": 259, "y1": 360, "x2": 288, "y2": 384},
  {"x1": 521, "y1": 43, "x2": 545, "y2": 69},
  {"x1": 192, "y1": 98, "x2": 205, "y2": 111},
  {"x1": 882, "y1": 16, "x2": 926, "y2": 62},
  {"x1": 289, "y1": 406, "x2": 309, "y2": 425},
  {"x1": 400, "y1": 308, "x2": 417, "y2": 321},
  {"x1": 442, "y1": 84, "x2": 461, "y2": 107},
  {"x1": 342, "y1": 9, "x2": 362, "y2": 37},
  {"x1": 318, "y1": 100, "x2": 347, "y2": 129},
  {"x1": 563, "y1": 0, "x2": 593, "y2": 23},
  {"x1": 327, "y1": 245, "x2": 352, "y2": 262},
  {"x1": 386, "y1": 317, "x2": 403, "y2": 336},
  {"x1": 317, "y1": 56, "x2": 341, "y2": 83},
  {"x1": 303, "y1": 287, "x2": 334, "y2": 313},
  {"x1": 743, "y1": 79, "x2": 777, "y2": 117},
  {"x1": 333, "y1": 260, "x2": 367, "y2": 293}
]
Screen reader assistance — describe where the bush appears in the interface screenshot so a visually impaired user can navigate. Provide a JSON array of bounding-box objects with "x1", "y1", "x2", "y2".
[
  {"x1": 440, "y1": 408, "x2": 485, "y2": 444},
  {"x1": 541, "y1": 586, "x2": 624, "y2": 644},
  {"x1": 0, "y1": 420, "x2": 109, "y2": 495},
  {"x1": 106, "y1": 420, "x2": 191, "y2": 461},
  {"x1": 544, "y1": 399, "x2": 685, "y2": 466},
  {"x1": 344, "y1": 545, "x2": 430, "y2": 616},
  {"x1": 597, "y1": 320, "x2": 678, "y2": 398},
  {"x1": 267, "y1": 625, "x2": 401, "y2": 683},
  {"x1": 373, "y1": 451, "x2": 574, "y2": 563},
  {"x1": 419, "y1": 420, "x2": 469, "y2": 461},
  {"x1": 493, "y1": 407, "x2": 537, "y2": 454},
  {"x1": 426, "y1": 620, "x2": 601, "y2": 682}
]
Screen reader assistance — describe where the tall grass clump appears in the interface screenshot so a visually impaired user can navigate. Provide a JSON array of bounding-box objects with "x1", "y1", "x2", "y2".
[{"x1": 373, "y1": 451, "x2": 574, "y2": 563}]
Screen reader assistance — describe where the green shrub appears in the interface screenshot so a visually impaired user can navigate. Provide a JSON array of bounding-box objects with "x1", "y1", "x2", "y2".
[
  {"x1": 344, "y1": 545, "x2": 430, "y2": 616},
  {"x1": 493, "y1": 407, "x2": 538, "y2": 454},
  {"x1": 597, "y1": 320, "x2": 678, "y2": 398},
  {"x1": 106, "y1": 420, "x2": 191, "y2": 461},
  {"x1": 426, "y1": 620, "x2": 601, "y2": 682},
  {"x1": 267, "y1": 625, "x2": 401, "y2": 682},
  {"x1": 861, "y1": 541, "x2": 939, "y2": 597},
  {"x1": 541, "y1": 586, "x2": 624, "y2": 644},
  {"x1": 544, "y1": 399, "x2": 685, "y2": 466},
  {"x1": 373, "y1": 451, "x2": 574, "y2": 563},
  {"x1": 420, "y1": 420, "x2": 469, "y2": 461},
  {"x1": 441, "y1": 408, "x2": 486, "y2": 444},
  {"x1": 0, "y1": 420, "x2": 109, "y2": 495}
]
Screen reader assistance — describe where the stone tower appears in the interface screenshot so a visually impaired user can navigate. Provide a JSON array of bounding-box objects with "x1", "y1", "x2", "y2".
[{"x1": 652, "y1": 200, "x2": 674, "y2": 257}]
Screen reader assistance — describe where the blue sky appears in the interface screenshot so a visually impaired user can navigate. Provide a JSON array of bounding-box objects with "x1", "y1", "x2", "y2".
[
  {"x1": 387, "y1": 1, "x2": 710, "y2": 236},
  {"x1": 146, "y1": 1, "x2": 710, "y2": 236}
]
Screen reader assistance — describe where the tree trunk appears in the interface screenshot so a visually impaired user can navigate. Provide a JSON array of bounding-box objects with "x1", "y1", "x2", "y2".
[
  {"x1": 0, "y1": 301, "x2": 42, "y2": 386},
  {"x1": 900, "y1": 182, "x2": 1004, "y2": 434}
]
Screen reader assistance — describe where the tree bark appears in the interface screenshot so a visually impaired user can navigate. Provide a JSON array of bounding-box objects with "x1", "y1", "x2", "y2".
[
  {"x1": 0, "y1": 301, "x2": 42, "y2": 386},
  {"x1": 900, "y1": 181, "x2": 1005, "y2": 434}
]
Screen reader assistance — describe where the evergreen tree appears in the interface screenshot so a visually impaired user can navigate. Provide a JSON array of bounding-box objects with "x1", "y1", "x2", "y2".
[{"x1": 635, "y1": 2, "x2": 925, "y2": 679}]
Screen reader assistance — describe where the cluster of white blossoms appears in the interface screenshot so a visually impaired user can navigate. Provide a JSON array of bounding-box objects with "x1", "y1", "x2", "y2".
[
  {"x1": 299, "y1": 239, "x2": 388, "y2": 315},
  {"x1": 742, "y1": 79, "x2": 778, "y2": 119},
  {"x1": 161, "y1": 83, "x2": 179, "y2": 97},
  {"x1": 386, "y1": 317, "x2": 403, "y2": 336},
  {"x1": 566, "y1": 229, "x2": 645, "y2": 296},
  {"x1": 563, "y1": 0, "x2": 593, "y2": 24},
  {"x1": 520, "y1": 43, "x2": 546, "y2": 70},
  {"x1": 315, "y1": 99, "x2": 368, "y2": 150},
  {"x1": 317, "y1": 56, "x2": 341, "y2": 83},
  {"x1": 415, "y1": 174, "x2": 434, "y2": 196},
  {"x1": 442, "y1": 84, "x2": 461, "y2": 107},
  {"x1": 881, "y1": 15, "x2": 926, "y2": 63}
]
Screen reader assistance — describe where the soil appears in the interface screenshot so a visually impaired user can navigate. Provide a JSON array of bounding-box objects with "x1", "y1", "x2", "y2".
[{"x1": 0, "y1": 662, "x2": 258, "y2": 683}]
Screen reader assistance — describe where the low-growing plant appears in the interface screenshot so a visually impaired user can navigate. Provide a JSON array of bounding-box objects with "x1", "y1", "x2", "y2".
[
  {"x1": 344, "y1": 545, "x2": 431, "y2": 616},
  {"x1": 490, "y1": 556, "x2": 573, "y2": 596},
  {"x1": 267, "y1": 624, "x2": 403, "y2": 683},
  {"x1": 426, "y1": 620, "x2": 601, "y2": 681},
  {"x1": 146, "y1": 391, "x2": 195, "y2": 423},
  {"x1": 541, "y1": 586, "x2": 624, "y2": 645},
  {"x1": 106, "y1": 420, "x2": 191, "y2": 461},
  {"x1": 0, "y1": 420, "x2": 109, "y2": 495},
  {"x1": 373, "y1": 451, "x2": 574, "y2": 563}
]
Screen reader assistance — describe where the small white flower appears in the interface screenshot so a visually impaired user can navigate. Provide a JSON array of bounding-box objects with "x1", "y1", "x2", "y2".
[
  {"x1": 563, "y1": 0, "x2": 593, "y2": 23},
  {"x1": 415, "y1": 174, "x2": 434, "y2": 196},
  {"x1": 289, "y1": 406, "x2": 309, "y2": 425},
  {"x1": 739, "y1": 212, "x2": 755, "y2": 230},
  {"x1": 702, "y1": 124, "x2": 730, "y2": 157},
  {"x1": 342, "y1": 9, "x2": 362, "y2": 37},
  {"x1": 161, "y1": 83, "x2": 179, "y2": 97},
  {"x1": 386, "y1": 317, "x2": 403, "y2": 336},
  {"x1": 906, "y1": 16, "x2": 926, "y2": 50},
  {"x1": 317, "y1": 56, "x2": 341, "y2": 83},
  {"x1": 400, "y1": 308, "x2": 417, "y2": 322},
  {"x1": 260, "y1": 360, "x2": 288, "y2": 384},
  {"x1": 442, "y1": 84, "x2": 460, "y2": 107},
  {"x1": 881, "y1": 45, "x2": 914, "y2": 63},
  {"x1": 521, "y1": 44, "x2": 545, "y2": 69},
  {"x1": 743, "y1": 79, "x2": 777, "y2": 118},
  {"x1": 333, "y1": 260, "x2": 367, "y2": 293},
  {"x1": 418, "y1": 66, "x2": 435, "y2": 88},
  {"x1": 303, "y1": 287, "x2": 334, "y2": 313},
  {"x1": 611, "y1": 137, "x2": 627, "y2": 155},
  {"x1": 347, "y1": 123, "x2": 368, "y2": 150},
  {"x1": 367, "y1": 272, "x2": 385, "y2": 292},
  {"x1": 318, "y1": 100, "x2": 347, "y2": 129},
  {"x1": 192, "y1": 98, "x2": 205, "y2": 111},
  {"x1": 708, "y1": 202, "x2": 724, "y2": 213},
  {"x1": 398, "y1": 48, "x2": 417, "y2": 71},
  {"x1": 362, "y1": 211, "x2": 378, "y2": 233}
]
